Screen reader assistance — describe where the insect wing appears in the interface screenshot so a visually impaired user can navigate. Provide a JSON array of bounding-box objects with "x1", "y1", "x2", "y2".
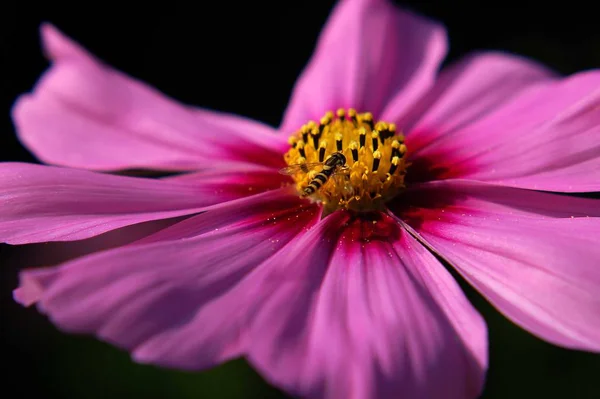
[
  {"x1": 332, "y1": 172, "x2": 354, "y2": 197},
  {"x1": 278, "y1": 162, "x2": 323, "y2": 176}
]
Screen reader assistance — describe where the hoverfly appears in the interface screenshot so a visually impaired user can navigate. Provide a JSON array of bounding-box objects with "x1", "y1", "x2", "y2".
[{"x1": 279, "y1": 152, "x2": 353, "y2": 197}]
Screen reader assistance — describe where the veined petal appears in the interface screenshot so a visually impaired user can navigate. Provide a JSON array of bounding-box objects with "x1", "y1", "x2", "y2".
[
  {"x1": 393, "y1": 179, "x2": 600, "y2": 352},
  {"x1": 12, "y1": 24, "x2": 288, "y2": 172},
  {"x1": 0, "y1": 162, "x2": 286, "y2": 244},
  {"x1": 247, "y1": 211, "x2": 487, "y2": 399},
  {"x1": 161, "y1": 163, "x2": 290, "y2": 198},
  {"x1": 3, "y1": 217, "x2": 188, "y2": 274},
  {"x1": 406, "y1": 69, "x2": 600, "y2": 191},
  {"x1": 280, "y1": 0, "x2": 447, "y2": 133},
  {"x1": 14, "y1": 189, "x2": 320, "y2": 370},
  {"x1": 396, "y1": 52, "x2": 555, "y2": 151}
]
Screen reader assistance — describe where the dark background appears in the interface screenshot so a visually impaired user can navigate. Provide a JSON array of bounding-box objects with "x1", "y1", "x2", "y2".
[{"x1": 1, "y1": 1, "x2": 599, "y2": 398}]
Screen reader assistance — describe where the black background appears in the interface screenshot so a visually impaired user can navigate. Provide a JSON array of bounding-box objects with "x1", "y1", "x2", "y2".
[{"x1": 1, "y1": 1, "x2": 599, "y2": 398}]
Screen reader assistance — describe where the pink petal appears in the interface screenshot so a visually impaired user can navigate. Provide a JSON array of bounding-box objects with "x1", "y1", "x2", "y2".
[
  {"x1": 14, "y1": 189, "x2": 321, "y2": 370},
  {"x1": 12, "y1": 23, "x2": 288, "y2": 172},
  {"x1": 247, "y1": 211, "x2": 487, "y2": 399},
  {"x1": 393, "y1": 179, "x2": 600, "y2": 351},
  {"x1": 4, "y1": 217, "x2": 187, "y2": 275},
  {"x1": 0, "y1": 162, "x2": 286, "y2": 244},
  {"x1": 397, "y1": 52, "x2": 555, "y2": 150},
  {"x1": 280, "y1": 0, "x2": 447, "y2": 133},
  {"x1": 406, "y1": 67, "x2": 600, "y2": 191}
]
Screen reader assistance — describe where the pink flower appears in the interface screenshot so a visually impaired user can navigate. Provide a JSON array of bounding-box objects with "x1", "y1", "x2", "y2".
[{"x1": 3, "y1": 0, "x2": 599, "y2": 398}]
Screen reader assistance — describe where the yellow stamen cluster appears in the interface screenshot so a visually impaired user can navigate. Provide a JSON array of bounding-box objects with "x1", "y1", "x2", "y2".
[{"x1": 283, "y1": 108, "x2": 408, "y2": 213}]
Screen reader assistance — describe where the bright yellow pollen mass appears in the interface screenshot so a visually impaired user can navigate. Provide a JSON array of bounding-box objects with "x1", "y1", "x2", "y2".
[{"x1": 282, "y1": 109, "x2": 408, "y2": 213}]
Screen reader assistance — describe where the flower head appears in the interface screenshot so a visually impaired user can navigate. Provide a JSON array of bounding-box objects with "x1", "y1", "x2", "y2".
[
  {"x1": 282, "y1": 109, "x2": 408, "y2": 213},
  {"x1": 2, "y1": 0, "x2": 600, "y2": 398}
]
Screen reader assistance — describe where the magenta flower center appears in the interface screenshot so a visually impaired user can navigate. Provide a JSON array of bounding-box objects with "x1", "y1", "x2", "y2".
[{"x1": 281, "y1": 108, "x2": 409, "y2": 213}]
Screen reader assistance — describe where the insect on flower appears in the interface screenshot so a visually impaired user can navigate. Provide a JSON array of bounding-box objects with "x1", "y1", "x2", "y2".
[
  {"x1": 279, "y1": 109, "x2": 408, "y2": 212},
  {"x1": 279, "y1": 151, "x2": 351, "y2": 197},
  {"x1": 1, "y1": 0, "x2": 599, "y2": 398}
]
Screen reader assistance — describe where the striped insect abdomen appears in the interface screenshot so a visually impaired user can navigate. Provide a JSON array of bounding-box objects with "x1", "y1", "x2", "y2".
[
  {"x1": 301, "y1": 152, "x2": 346, "y2": 197},
  {"x1": 302, "y1": 167, "x2": 334, "y2": 196}
]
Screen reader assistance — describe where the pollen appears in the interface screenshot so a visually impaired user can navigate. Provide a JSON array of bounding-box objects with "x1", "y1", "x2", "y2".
[{"x1": 282, "y1": 109, "x2": 408, "y2": 213}]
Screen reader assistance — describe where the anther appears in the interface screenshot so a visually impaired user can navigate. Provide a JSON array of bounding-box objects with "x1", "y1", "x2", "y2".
[
  {"x1": 319, "y1": 115, "x2": 331, "y2": 133},
  {"x1": 319, "y1": 140, "x2": 327, "y2": 162},
  {"x1": 297, "y1": 140, "x2": 306, "y2": 158},
  {"x1": 399, "y1": 143, "x2": 407, "y2": 156},
  {"x1": 372, "y1": 150, "x2": 382, "y2": 172},
  {"x1": 337, "y1": 108, "x2": 346, "y2": 121},
  {"x1": 389, "y1": 156, "x2": 400, "y2": 175},
  {"x1": 391, "y1": 140, "x2": 401, "y2": 160},
  {"x1": 348, "y1": 108, "x2": 357, "y2": 126},
  {"x1": 288, "y1": 136, "x2": 298, "y2": 148},
  {"x1": 335, "y1": 132, "x2": 343, "y2": 151},
  {"x1": 389, "y1": 123, "x2": 397, "y2": 135},
  {"x1": 359, "y1": 127, "x2": 366, "y2": 148},
  {"x1": 372, "y1": 131, "x2": 379, "y2": 151},
  {"x1": 375, "y1": 122, "x2": 389, "y2": 140},
  {"x1": 311, "y1": 127, "x2": 321, "y2": 149},
  {"x1": 362, "y1": 112, "x2": 374, "y2": 130},
  {"x1": 301, "y1": 125, "x2": 309, "y2": 143},
  {"x1": 349, "y1": 141, "x2": 359, "y2": 163},
  {"x1": 382, "y1": 123, "x2": 397, "y2": 141},
  {"x1": 375, "y1": 122, "x2": 387, "y2": 131}
]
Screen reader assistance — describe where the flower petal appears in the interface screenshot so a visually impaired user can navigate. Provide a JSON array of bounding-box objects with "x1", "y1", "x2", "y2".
[
  {"x1": 4, "y1": 217, "x2": 187, "y2": 275},
  {"x1": 406, "y1": 68, "x2": 600, "y2": 191},
  {"x1": 393, "y1": 179, "x2": 600, "y2": 352},
  {"x1": 12, "y1": 24, "x2": 287, "y2": 171},
  {"x1": 0, "y1": 162, "x2": 286, "y2": 244},
  {"x1": 247, "y1": 211, "x2": 487, "y2": 399},
  {"x1": 280, "y1": 0, "x2": 447, "y2": 133},
  {"x1": 396, "y1": 52, "x2": 555, "y2": 150},
  {"x1": 14, "y1": 189, "x2": 320, "y2": 370}
]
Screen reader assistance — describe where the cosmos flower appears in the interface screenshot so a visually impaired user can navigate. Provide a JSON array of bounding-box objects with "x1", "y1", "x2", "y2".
[{"x1": 2, "y1": 0, "x2": 600, "y2": 398}]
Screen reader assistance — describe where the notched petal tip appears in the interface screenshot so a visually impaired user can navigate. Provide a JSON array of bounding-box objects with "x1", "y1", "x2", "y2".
[
  {"x1": 39, "y1": 22, "x2": 88, "y2": 62},
  {"x1": 129, "y1": 350, "x2": 156, "y2": 366},
  {"x1": 13, "y1": 272, "x2": 47, "y2": 307},
  {"x1": 13, "y1": 288, "x2": 35, "y2": 307}
]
